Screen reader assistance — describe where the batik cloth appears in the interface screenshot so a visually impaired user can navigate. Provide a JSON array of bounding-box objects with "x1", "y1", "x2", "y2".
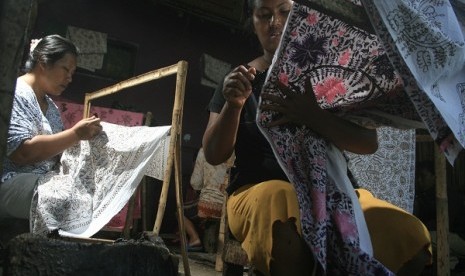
[
  {"x1": 257, "y1": 0, "x2": 462, "y2": 273},
  {"x1": 361, "y1": 0, "x2": 465, "y2": 163},
  {"x1": 66, "y1": 25, "x2": 107, "y2": 71},
  {"x1": 30, "y1": 122, "x2": 171, "y2": 238},
  {"x1": 190, "y1": 148, "x2": 234, "y2": 219},
  {"x1": 55, "y1": 99, "x2": 148, "y2": 230},
  {"x1": 346, "y1": 127, "x2": 416, "y2": 213}
]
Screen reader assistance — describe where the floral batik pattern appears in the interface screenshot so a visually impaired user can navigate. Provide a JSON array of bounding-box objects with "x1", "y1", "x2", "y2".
[
  {"x1": 258, "y1": 3, "x2": 399, "y2": 274},
  {"x1": 258, "y1": 0, "x2": 464, "y2": 274}
]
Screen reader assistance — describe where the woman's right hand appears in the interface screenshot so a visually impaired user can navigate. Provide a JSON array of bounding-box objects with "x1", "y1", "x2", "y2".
[
  {"x1": 10, "y1": 116, "x2": 103, "y2": 165},
  {"x1": 202, "y1": 66, "x2": 256, "y2": 165},
  {"x1": 222, "y1": 65, "x2": 256, "y2": 109},
  {"x1": 72, "y1": 116, "x2": 103, "y2": 140}
]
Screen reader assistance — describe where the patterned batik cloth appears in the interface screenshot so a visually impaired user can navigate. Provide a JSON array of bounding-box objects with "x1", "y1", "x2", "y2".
[
  {"x1": 55, "y1": 100, "x2": 146, "y2": 129},
  {"x1": 66, "y1": 25, "x2": 107, "y2": 71},
  {"x1": 361, "y1": 0, "x2": 465, "y2": 162},
  {"x1": 256, "y1": 1, "x2": 463, "y2": 274},
  {"x1": 346, "y1": 127, "x2": 416, "y2": 213},
  {"x1": 190, "y1": 148, "x2": 234, "y2": 219},
  {"x1": 55, "y1": 100, "x2": 147, "y2": 230},
  {"x1": 30, "y1": 122, "x2": 171, "y2": 238}
]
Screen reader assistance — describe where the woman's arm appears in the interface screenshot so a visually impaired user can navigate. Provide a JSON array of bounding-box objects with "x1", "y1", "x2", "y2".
[
  {"x1": 9, "y1": 116, "x2": 102, "y2": 165},
  {"x1": 261, "y1": 80, "x2": 378, "y2": 154},
  {"x1": 202, "y1": 65, "x2": 256, "y2": 165}
]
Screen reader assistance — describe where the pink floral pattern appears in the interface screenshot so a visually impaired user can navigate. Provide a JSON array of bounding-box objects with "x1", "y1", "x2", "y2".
[
  {"x1": 258, "y1": 2, "x2": 403, "y2": 274},
  {"x1": 259, "y1": 0, "x2": 463, "y2": 273},
  {"x1": 56, "y1": 100, "x2": 144, "y2": 129},
  {"x1": 314, "y1": 77, "x2": 347, "y2": 104}
]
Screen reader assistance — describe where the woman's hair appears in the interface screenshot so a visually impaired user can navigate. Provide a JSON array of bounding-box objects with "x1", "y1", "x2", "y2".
[{"x1": 24, "y1": 34, "x2": 79, "y2": 73}]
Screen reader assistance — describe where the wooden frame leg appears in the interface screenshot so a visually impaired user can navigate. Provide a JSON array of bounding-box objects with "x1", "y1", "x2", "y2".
[{"x1": 435, "y1": 144, "x2": 450, "y2": 275}]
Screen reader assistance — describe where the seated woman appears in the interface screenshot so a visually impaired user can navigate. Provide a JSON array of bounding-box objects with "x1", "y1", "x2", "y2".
[
  {"x1": 202, "y1": 0, "x2": 432, "y2": 275},
  {"x1": 0, "y1": 34, "x2": 102, "y2": 220}
]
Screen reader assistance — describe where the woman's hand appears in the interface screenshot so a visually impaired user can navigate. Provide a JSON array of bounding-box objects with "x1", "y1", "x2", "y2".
[
  {"x1": 202, "y1": 66, "x2": 257, "y2": 165},
  {"x1": 72, "y1": 116, "x2": 103, "y2": 140},
  {"x1": 10, "y1": 116, "x2": 103, "y2": 165},
  {"x1": 222, "y1": 65, "x2": 257, "y2": 109},
  {"x1": 261, "y1": 78, "x2": 378, "y2": 154},
  {"x1": 261, "y1": 78, "x2": 321, "y2": 127}
]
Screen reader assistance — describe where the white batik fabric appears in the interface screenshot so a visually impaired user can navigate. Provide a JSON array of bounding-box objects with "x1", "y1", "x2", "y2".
[
  {"x1": 190, "y1": 148, "x2": 235, "y2": 219},
  {"x1": 346, "y1": 127, "x2": 416, "y2": 213},
  {"x1": 361, "y1": 0, "x2": 465, "y2": 163},
  {"x1": 30, "y1": 122, "x2": 171, "y2": 238}
]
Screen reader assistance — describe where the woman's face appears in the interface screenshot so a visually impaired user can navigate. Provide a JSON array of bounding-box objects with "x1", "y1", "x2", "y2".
[
  {"x1": 42, "y1": 53, "x2": 77, "y2": 96},
  {"x1": 252, "y1": 0, "x2": 293, "y2": 55}
]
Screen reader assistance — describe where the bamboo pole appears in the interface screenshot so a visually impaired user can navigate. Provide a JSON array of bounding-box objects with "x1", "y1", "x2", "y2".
[
  {"x1": 82, "y1": 61, "x2": 190, "y2": 275},
  {"x1": 175, "y1": 64, "x2": 190, "y2": 276},
  {"x1": 435, "y1": 144, "x2": 450, "y2": 276},
  {"x1": 151, "y1": 60, "x2": 190, "y2": 276},
  {"x1": 215, "y1": 196, "x2": 227, "y2": 272},
  {"x1": 416, "y1": 134, "x2": 450, "y2": 275},
  {"x1": 83, "y1": 63, "x2": 180, "y2": 118},
  {"x1": 56, "y1": 236, "x2": 115, "y2": 244},
  {"x1": 141, "y1": 111, "x2": 153, "y2": 231}
]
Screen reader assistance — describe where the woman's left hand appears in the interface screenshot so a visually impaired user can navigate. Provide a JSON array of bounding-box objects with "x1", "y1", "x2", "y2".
[
  {"x1": 260, "y1": 78, "x2": 378, "y2": 154},
  {"x1": 261, "y1": 78, "x2": 321, "y2": 127}
]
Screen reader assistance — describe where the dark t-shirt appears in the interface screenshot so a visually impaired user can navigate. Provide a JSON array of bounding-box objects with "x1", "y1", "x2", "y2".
[{"x1": 208, "y1": 69, "x2": 288, "y2": 195}]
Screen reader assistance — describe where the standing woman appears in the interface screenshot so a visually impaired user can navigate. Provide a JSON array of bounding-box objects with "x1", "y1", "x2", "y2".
[
  {"x1": 202, "y1": 0, "x2": 431, "y2": 275},
  {"x1": 0, "y1": 34, "x2": 102, "y2": 219}
]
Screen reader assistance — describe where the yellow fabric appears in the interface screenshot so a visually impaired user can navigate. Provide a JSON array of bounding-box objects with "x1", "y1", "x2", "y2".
[
  {"x1": 356, "y1": 188, "x2": 433, "y2": 273},
  {"x1": 227, "y1": 180, "x2": 300, "y2": 275},
  {"x1": 227, "y1": 182, "x2": 432, "y2": 275}
]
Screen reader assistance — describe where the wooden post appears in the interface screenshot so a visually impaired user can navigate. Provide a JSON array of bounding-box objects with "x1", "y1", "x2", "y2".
[
  {"x1": 435, "y1": 144, "x2": 450, "y2": 276},
  {"x1": 417, "y1": 134, "x2": 450, "y2": 275},
  {"x1": 83, "y1": 61, "x2": 190, "y2": 276},
  {"x1": 215, "y1": 197, "x2": 226, "y2": 272},
  {"x1": 141, "y1": 112, "x2": 153, "y2": 232}
]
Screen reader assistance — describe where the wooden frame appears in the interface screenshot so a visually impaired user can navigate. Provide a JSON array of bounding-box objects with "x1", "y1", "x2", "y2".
[
  {"x1": 83, "y1": 60, "x2": 191, "y2": 276},
  {"x1": 416, "y1": 134, "x2": 450, "y2": 275}
]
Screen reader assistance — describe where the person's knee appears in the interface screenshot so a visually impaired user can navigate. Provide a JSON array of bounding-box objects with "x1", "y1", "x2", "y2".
[
  {"x1": 396, "y1": 248, "x2": 431, "y2": 276},
  {"x1": 254, "y1": 180, "x2": 298, "y2": 205},
  {"x1": 270, "y1": 218, "x2": 314, "y2": 275},
  {"x1": 271, "y1": 218, "x2": 301, "y2": 257}
]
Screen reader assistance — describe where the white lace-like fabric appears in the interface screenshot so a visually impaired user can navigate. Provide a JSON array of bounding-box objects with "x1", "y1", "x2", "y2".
[
  {"x1": 362, "y1": 0, "x2": 465, "y2": 162},
  {"x1": 346, "y1": 127, "x2": 416, "y2": 213},
  {"x1": 190, "y1": 148, "x2": 234, "y2": 218},
  {"x1": 30, "y1": 122, "x2": 171, "y2": 237}
]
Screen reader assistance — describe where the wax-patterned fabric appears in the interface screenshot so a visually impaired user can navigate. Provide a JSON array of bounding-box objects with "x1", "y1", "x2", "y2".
[
  {"x1": 55, "y1": 100, "x2": 146, "y2": 230},
  {"x1": 346, "y1": 127, "x2": 416, "y2": 213},
  {"x1": 258, "y1": 0, "x2": 463, "y2": 274},
  {"x1": 30, "y1": 122, "x2": 170, "y2": 238},
  {"x1": 258, "y1": 3, "x2": 399, "y2": 273},
  {"x1": 361, "y1": 0, "x2": 465, "y2": 163}
]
